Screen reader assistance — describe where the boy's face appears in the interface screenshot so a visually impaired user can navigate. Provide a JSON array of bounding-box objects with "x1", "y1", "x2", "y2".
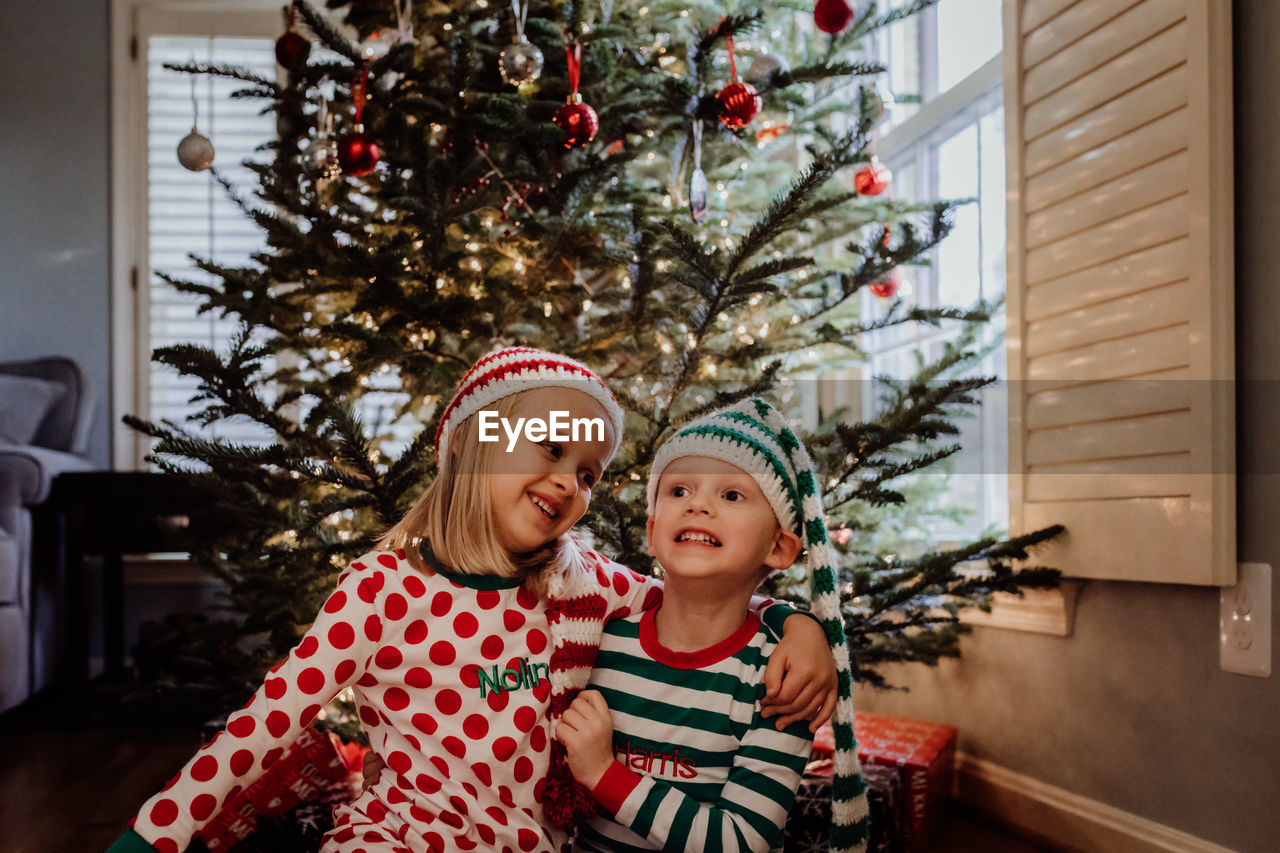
[
  {"x1": 486, "y1": 386, "x2": 614, "y2": 554},
  {"x1": 646, "y1": 456, "x2": 801, "y2": 587}
]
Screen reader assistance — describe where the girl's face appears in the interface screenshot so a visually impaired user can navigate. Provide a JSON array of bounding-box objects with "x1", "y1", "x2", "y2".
[{"x1": 485, "y1": 386, "x2": 615, "y2": 554}]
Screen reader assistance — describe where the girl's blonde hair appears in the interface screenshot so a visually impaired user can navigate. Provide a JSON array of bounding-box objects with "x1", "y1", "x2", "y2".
[{"x1": 379, "y1": 392, "x2": 580, "y2": 594}]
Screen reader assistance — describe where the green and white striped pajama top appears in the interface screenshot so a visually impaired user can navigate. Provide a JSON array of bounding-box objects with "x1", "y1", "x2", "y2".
[{"x1": 574, "y1": 606, "x2": 814, "y2": 853}]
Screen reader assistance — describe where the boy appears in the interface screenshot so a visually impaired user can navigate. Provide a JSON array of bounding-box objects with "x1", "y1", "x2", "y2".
[{"x1": 557, "y1": 398, "x2": 868, "y2": 853}]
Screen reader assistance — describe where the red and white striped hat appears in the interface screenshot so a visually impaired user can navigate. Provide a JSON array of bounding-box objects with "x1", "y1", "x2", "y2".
[{"x1": 433, "y1": 347, "x2": 625, "y2": 463}]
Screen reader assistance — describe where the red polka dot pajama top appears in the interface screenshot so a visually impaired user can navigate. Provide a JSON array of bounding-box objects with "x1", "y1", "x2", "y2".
[{"x1": 125, "y1": 546, "x2": 663, "y2": 853}]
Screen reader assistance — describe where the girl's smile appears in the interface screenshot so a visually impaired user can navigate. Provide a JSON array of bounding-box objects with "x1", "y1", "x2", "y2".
[{"x1": 487, "y1": 386, "x2": 615, "y2": 554}]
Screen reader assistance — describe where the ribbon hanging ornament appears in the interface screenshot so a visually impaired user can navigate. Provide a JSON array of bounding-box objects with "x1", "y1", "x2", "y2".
[
  {"x1": 689, "y1": 121, "x2": 708, "y2": 224},
  {"x1": 275, "y1": 1, "x2": 311, "y2": 70},
  {"x1": 869, "y1": 224, "x2": 903, "y2": 299},
  {"x1": 553, "y1": 40, "x2": 598, "y2": 148},
  {"x1": 337, "y1": 65, "x2": 380, "y2": 176},
  {"x1": 302, "y1": 83, "x2": 339, "y2": 181},
  {"x1": 854, "y1": 156, "x2": 892, "y2": 195},
  {"x1": 499, "y1": 0, "x2": 544, "y2": 86},
  {"x1": 715, "y1": 30, "x2": 761, "y2": 130},
  {"x1": 177, "y1": 75, "x2": 215, "y2": 171}
]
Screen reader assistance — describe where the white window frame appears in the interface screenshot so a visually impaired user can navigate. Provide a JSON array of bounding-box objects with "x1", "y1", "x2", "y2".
[
  {"x1": 109, "y1": 0, "x2": 283, "y2": 470},
  {"x1": 863, "y1": 14, "x2": 1079, "y2": 635}
]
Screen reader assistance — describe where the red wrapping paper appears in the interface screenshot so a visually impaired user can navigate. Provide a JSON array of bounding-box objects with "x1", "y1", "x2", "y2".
[
  {"x1": 198, "y1": 727, "x2": 359, "y2": 851},
  {"x1": 813, "y1": 712, "x2": 957, "y2": 853}
]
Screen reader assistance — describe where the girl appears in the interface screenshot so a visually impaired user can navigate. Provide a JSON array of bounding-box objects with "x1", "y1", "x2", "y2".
[{"x1": 109, "y1": 348, "x2": 835, "y2": 853}]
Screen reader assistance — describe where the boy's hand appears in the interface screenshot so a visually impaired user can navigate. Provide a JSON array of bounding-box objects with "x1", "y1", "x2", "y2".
[
  {"x1": 556, "y1": 689, "x2": 616, "y2": 789},
  {"x1": 362, "y1": 750, "x2": 385, "y2": 791},
  {"x1": 761, "y1": 613, "x2": 839, "y2": 732}
]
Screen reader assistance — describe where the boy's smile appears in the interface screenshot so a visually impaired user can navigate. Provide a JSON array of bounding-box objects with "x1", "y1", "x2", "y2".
[{"x1": 647, "y1": 456, "x2": 799, "y2": 586}]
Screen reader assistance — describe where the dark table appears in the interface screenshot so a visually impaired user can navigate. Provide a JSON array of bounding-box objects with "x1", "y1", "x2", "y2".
[{"x1": 40, "y1": 471, "x2": 213, "y2": 688}]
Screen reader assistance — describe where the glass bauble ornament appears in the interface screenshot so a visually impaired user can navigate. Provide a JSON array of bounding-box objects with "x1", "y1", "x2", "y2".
[
  {"x1": 716, "y1": 80, "x2": 762, "y2": 129},
  {"x1": 303, "y1": 135, "x2": 339, "y2": 180},
  {"x1": 553, "y1": 96, "x2": 599, "y2": 148},
  {"x1": 745, "y1": 52, "x2": 788, "y2": 85},
  {"x1": 337, "y1": 131, "x2": 380, "y2": 176},
  {"x1": 854, "y1": 159, "x2": 892, "y2": 195},
  {"x1": 869, "y1": 266, "x2": 904, "y2": 299},
  {"x1": 499, "y1": 35, "x2": 544, "y2": 86},
  {"x1": 177, "y1": 129, "x2": 214, "y2": 171},
  {"x1": 275, "y1": 30, "x2": 310, "y2": 69},
  {"x1": 814, "y1": 0, "x2": 855, "y2": 34}
]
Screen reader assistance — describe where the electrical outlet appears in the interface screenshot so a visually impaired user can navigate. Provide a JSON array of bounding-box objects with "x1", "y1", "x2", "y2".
[{"x1": 1220, "y1": 563, "x2": 1271, "y2": 677}]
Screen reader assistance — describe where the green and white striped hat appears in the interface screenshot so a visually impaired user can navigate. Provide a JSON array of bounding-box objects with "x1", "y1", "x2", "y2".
[{"x1": 646, "y1": 397, "x2": 869, "y2": 853}]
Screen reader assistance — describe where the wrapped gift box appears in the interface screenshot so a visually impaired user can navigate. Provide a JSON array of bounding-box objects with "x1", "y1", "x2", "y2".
[
  {"x1": 798, "y1": 712, "x2": 957, "y2": 853},
  {"x1": 785, "y1": 759, "x2": 903, "y2": 853},
  {"x1": 198, "y1": 726, "x2": 361, "y2": 851}
]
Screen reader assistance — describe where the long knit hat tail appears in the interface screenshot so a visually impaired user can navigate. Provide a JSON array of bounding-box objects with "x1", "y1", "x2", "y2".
[
  {"x1": 542, "y1": 536, "x2": 605, "y2": 828},
  {"x1": 648, "y1": 397, "x2": 870, "y2": 853}
]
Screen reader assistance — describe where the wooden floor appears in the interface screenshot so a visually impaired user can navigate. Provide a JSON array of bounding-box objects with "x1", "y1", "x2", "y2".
[{"x1": 2, "y1": 699, "x2": 1052, "y2": 853}]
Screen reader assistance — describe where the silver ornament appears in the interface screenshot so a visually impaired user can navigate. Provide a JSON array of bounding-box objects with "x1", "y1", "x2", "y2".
[
  {"x1": 499, "y1": 35, "x2": 544, "y2": 86},
  {"x1": 303, "y1": 135, "x2": 340, "y2": 180},
  {"x1": 177, "y1": 128, "x2": 215, "y2": 171},
  {"x1": 861, "y1": 84, "x2": 886, "y2": 122},
  {"x1": 745, "y1": 52, "x2": 788, "y2": 85},
  {"x1": 689, "y1": 168, "x2": 708, "y2": 224}
]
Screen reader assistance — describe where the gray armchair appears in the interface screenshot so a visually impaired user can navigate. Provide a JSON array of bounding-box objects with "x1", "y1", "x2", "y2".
[{"x1": 0, "y1": 357, "x2": 96, "y2": 712}]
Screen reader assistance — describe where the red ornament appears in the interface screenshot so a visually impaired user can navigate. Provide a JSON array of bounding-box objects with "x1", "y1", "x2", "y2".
[
  {"x1": 854, "y1": 159, "x2": 892, "y2": 195},
  {"x1": 717, "y1": 81, "x2": 762, "y2": 130},
  {"x1": 337, "y1": 65, "x2": 378, "y2": 176},
  {"x1": 713, "y1": 28, "x2": 761, "y2": 130},
  {"x1": 554, "y1": 42, "x2": 597, "y2": 149},
  {"x1": 554, "y1": 98, "x2": 599, "y2": 148},
  {"x1": 869, "y1": 266, "x2": 903, "y2": 299},
  {"x1": 275, "y1": 31, "x2": 310, "y2": 69},
  {"x1": 814, "y1": 0, "x2": 855, "y2": 34},
  {"x1": 338, "y1": 132, "x2": 380, "y2": 176}
]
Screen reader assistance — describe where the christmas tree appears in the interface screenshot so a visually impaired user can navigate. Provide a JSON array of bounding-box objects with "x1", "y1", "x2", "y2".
[{"x1": 123, "y1": 0, "x2": 1061, "y2": 720}]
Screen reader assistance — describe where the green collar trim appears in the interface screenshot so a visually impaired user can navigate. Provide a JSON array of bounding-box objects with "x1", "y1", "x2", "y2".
[{"x1": 418, "y1": 540, "x2": 524, "y2": 590}]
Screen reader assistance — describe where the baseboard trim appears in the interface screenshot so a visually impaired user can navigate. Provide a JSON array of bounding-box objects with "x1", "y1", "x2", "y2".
[{"x1": 954, "y1": 754, "x2": 1238, "y2": 853}]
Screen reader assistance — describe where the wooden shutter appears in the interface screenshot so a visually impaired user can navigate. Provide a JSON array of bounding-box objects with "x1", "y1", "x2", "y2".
[{"x1": 1003, "y1": 0, "x2": 1234, "y2": 584}]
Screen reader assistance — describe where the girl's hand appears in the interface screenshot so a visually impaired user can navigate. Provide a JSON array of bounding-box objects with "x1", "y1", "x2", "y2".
[
  {"x1": 555, "y1": 689, "x2": 616, "y2": 789},
  {"x1": 362, "y1": 749, "x2": 385, "y2": 792},
  {"x1": 761, "y1": 613, "x2": 839, "y2": 732}
]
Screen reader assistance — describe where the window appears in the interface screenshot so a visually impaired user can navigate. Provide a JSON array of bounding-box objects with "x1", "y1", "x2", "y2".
[
  {"x1": 860, "y1": 0, "x2": 1007, "y2": 543},
  {"x1": 111, "y1": 1, "x2": 281, "y2": 468},
  {"x1": 112, "y1": 1, "x2": 417, "y2": 467},
  {"x1": 145, "y1": 34, "x2": 278, "y2": 449}
]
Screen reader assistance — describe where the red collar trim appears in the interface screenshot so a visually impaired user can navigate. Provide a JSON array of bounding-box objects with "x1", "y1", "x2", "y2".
[{"x1": 639, "y1": 606, "x2": 759, "y2": 669}]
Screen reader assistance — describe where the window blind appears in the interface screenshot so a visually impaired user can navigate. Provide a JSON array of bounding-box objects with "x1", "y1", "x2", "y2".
[
  {"x1": 146, "y1": 35, "x2": 277, "y2": 446},
  {"x1": 1003, "y1": 0, "x2": 1235, "y2": 584}
]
